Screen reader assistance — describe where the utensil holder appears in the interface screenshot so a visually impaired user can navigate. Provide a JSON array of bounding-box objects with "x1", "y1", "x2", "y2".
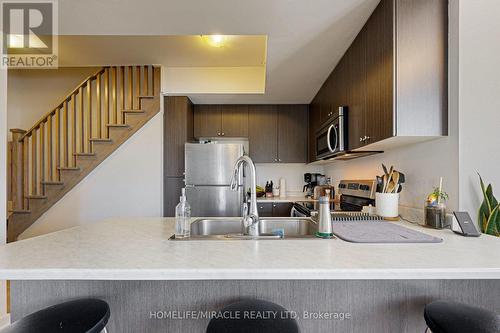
[{"x1": 375, "y1": 193, "x2": 399, "y2": 218}]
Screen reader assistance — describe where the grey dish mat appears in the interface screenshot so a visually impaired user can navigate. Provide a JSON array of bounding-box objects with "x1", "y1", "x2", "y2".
[{"x1": 331, "y1": 221, "x2": 443, "y2": 243}]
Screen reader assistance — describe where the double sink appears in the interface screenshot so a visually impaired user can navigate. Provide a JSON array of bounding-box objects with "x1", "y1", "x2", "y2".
[{"x1": 171, "y1": 217, "x2": 320, "y2": 240}]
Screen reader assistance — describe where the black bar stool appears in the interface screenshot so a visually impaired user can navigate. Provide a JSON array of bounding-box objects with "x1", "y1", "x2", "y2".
[
  {"x1": 1, "y1": 298, "x2": 110, "y2": 333},
  {"x1": 206, "y1": 299, "x2": 300, "y2": 333},
  {"x1": 424, "y1": 300, "x2": 500, "y2": 333}
]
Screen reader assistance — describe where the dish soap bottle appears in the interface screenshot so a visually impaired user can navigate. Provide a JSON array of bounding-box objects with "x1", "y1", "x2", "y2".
[
  {"x1": 316, "y1": 196, "x2": 333, "y2": 239},
  {"x1": 175, "y1": 188, "x2": 191, "y2": 239}
]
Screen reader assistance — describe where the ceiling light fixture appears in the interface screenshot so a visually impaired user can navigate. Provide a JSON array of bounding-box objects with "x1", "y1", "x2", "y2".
[{"x1": 201, "y1": 34, "x2": 226, "y2": 48}]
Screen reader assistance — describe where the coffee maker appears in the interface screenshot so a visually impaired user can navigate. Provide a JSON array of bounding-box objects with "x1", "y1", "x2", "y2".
[{"x1": 303, "y1": 173, "x2": 324, "y2": 198}]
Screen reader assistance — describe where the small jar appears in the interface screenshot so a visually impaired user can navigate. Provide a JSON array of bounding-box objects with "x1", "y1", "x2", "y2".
[{"x1": 424, "y1": 203, "x2": 448, "y2": 229}]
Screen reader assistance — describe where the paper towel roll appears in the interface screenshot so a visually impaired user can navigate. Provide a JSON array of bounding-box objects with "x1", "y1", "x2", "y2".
[{"x1": 279, "y1": 177, "x2": 286, "y2": 197}]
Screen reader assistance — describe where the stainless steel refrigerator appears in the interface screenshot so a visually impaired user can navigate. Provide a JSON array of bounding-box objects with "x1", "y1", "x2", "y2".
[{"x1": 184, "y1": 142, "x2": 245, "y2": 217}]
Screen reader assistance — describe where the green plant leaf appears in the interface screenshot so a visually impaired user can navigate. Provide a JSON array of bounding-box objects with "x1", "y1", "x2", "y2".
[
  {"x1": 478, "y1": 205, "x2": 488, "y2": 233},
  {"x1": 485, "y1": 204, "x2": 499, "y2": 236},
  {"x1": 478, "y1": 173, "x2": 492, "y2": 213},
  {"x1": 486, "y1": 184, "x2": 498, "y2": 209}
]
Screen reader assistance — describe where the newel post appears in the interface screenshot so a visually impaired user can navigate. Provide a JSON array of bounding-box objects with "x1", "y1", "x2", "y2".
[{"x1": 10, "y1": 129, "x2": 27, "y2": 211}]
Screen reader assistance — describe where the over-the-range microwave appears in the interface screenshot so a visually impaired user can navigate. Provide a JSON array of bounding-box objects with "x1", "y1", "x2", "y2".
[{"x1": 315, "y1": 106, "x2": 382, "y2": 161}]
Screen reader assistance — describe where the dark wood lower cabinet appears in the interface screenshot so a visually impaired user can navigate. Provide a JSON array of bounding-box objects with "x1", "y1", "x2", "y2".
[
  {"x1": 257, "y1": 202, "x2": 293, "y2": 217},
  {"x1": 164, "y1": 177, "x2": 185, "y2": 217},
  {"x1": 272, "y1": 202, "x2": 293, "y2": 217},
  {"x1": 257, "y1": 202, "x2": 273, "y2": 217}
]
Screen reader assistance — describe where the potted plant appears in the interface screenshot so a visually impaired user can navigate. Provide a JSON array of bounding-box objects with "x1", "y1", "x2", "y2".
[
  {"x1": 424, "y1": 177, "x2": 449, "y2": 229},
  {"x1": 478, "y1": 173, "x2": 500, "y2": 236}
]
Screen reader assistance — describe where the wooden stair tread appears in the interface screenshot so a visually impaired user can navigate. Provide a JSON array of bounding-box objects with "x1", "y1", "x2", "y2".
[
  {"x1": 26, "y1": 195, "x2": 47, "y2": 199},
  {"x1": 42, "y1": 181, "x2": 64, "y2": 185},
  {"x1": 74, "y1": 152, "x2": 96, "y2": 156},
  {"x1": 122, "y1": 109, "x2": 145, "y2": 113},
  {"x1": 89, "y1": 138, "x2": 112, "y2": 142},
  {"x1": 106, "y1": 123, "x2": 130, "y2": 128},
  {"x1": 11, "y1": 210, "x2": 31, "y2": 214}
]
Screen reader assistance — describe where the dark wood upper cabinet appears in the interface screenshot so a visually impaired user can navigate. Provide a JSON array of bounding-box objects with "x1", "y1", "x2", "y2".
[
  {"x1": 277, "y1": 105, "x2": 308, "y2": 163},
  {"x1": 221, "y1": 105, "x2": 249, "y2": 137},
  {"x1": 164, "y1": 96, "x2": 193, "y2": 177},
  {"x1": 364, "y1": 0, "x2": 394, "y2": 145},
  {"x1": 248, "y1": 105, "x2": 278, "y2": 163},
  {"x1": 308, "y1": 101, "x2": 321, "y2": 162},
  {"x1": 309, "y1": 0, "x2": 447, "y2": 157},
  {"x1": 193, "y1": 105, "x2": 221, "y2": 138}
]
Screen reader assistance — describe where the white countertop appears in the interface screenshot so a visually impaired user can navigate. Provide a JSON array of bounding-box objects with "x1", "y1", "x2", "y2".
[{"x1": 0, "y1": 217, "x2": 499, "y2": 280}]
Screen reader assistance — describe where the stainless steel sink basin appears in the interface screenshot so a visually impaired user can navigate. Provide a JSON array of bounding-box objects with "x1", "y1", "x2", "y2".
[{"x1": 171, "y1": 218, "x2": 321, "y2": 240}]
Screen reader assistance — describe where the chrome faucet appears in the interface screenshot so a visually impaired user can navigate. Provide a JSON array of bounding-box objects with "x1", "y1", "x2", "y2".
[{"x1": 230, "y1": 155, "x2": 260, "y2": 236}]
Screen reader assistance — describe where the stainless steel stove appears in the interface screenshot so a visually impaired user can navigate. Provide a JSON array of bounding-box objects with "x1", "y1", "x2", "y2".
[{"x1": 292, "y1": 179, "x2": 378, "y2": 218}]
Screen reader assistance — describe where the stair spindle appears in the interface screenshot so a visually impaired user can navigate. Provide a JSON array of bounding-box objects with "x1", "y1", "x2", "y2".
[
  {"x1": 40, "y1": 122, "x2": 46, "y2": 194},
  {"x1": 103, "y1": 68, "x2": 109, "y2": 138},
  {"x1": 54, "y1": 109, "x2": 60, "y2": 180},
  {"x1": 111, "y1": 67, "x2": 117, "y2": 125},
  {"x1": 63, "y1": 100, "x2": 69, "y2": 168},
  {"x1": 71, "y1": 94, "x2": 77, "y2": 166},
  {"x1": 47, "y1": 116, "x2": 53, "y2": 180},
  {"x1": 31, "y1": 133, "x2": 36, "y2": 195},
  {"x1": 143, "y1": 65, "x2": 149, "y2": 96},
  {"x1": 78, "y1": 87, "x2": 84, "y2": 152},
  {"x1": 96, "y1": 74, "x2": 101, "y2": 140},
  {"x1": 86, "y1": 82, "x2": 92, "y2": 152},
  {"x1": 23, "y1": 136, "x2": 29, "y2": 209},
  {"x1": 127, "y1": 66, "x2": 133, "y2": 110},
  {"x1": 135, "y1": 66, "x2": 141, "y2": 109},
  {"x1": 121, "y1": 66, "x2": 125, "y2": 123}
]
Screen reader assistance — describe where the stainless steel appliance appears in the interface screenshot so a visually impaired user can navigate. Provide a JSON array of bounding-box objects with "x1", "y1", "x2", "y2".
[
  {"x1": 292, "y1": 179, "x2": 377, "y2": 217},
  {"x1": 303, "y1": 173, "x2": 324, "y2": 197},
  {"x1": 337, "y1": 179, "x2": 376, "y2": 211},
  {"x1": 184, "y1": 142, "x2": 245, "y2": 217},
  {"x1": 315, "y1": 106, "x2": 382, "y2": 161},
  {"x1": 315, "y1": 107, "x2": 347, "y2": 160}
]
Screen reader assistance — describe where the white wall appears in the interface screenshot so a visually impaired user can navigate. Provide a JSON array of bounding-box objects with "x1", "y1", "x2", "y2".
[
  {"x1": 256, "y1": 163, "x2": 325, "y2": 196},
  {"x1": 19, "y1": 112, "x2": 163, "y2": 239},
  {"x1": 7, "y1": 67, "x2": 99, "y2": 139},
  {"x1": 458, "y1": 0, "x2": 500, "y2": 220}
]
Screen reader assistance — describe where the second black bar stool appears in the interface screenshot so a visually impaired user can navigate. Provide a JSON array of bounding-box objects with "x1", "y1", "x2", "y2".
[
  {"x1": 206, "y1": 299, "x2": 300, "y2": 333},
  {"x1": 0, "y1": 298, "x2": 110, "y2": 333}
]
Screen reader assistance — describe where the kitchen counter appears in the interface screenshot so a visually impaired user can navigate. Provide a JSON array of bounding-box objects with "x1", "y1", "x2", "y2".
[{"x1": 0, "y1": 217, "x2": 499, "y2": 280}]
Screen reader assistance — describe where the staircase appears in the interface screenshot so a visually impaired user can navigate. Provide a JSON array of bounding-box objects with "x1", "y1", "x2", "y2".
[{"x1": 7, "y1": 65, "x2": 161, "y2": 242}]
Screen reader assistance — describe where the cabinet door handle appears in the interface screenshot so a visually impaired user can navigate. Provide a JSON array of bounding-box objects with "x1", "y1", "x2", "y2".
[
  {"x1": 278, "y1": 159, "x2": 281, "y2": 162},
  {"x1": 274, "y1": 158, "x2": 277, "y2": 162},
  {"x1": 221, "y1": 133, "x2": 225, "y2": 136},
  {"x1": 217, "y1": 132, "x2": 221, "y2": 136}
]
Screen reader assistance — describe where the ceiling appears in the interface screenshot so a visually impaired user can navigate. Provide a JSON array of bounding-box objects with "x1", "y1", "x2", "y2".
[
  {"x1": 57, "y1": 0, "x2": 380, "y2": 103},
  {"x1": 58, "y1": 35, "x2": 267, "y2": 67}
]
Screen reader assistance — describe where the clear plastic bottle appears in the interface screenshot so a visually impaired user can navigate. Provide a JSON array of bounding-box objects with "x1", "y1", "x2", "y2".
[{"x1": 175, "y1": 188, "x2": 191, "y2": 238}]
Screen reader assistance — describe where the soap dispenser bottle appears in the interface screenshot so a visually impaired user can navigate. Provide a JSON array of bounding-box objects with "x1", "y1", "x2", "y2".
[
  {"x1": 316, "y1": 196, "x2": 333, "y2": 238},
  {"x1": 175, "y1": 188, "x2": 191, "y2": 239}
]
